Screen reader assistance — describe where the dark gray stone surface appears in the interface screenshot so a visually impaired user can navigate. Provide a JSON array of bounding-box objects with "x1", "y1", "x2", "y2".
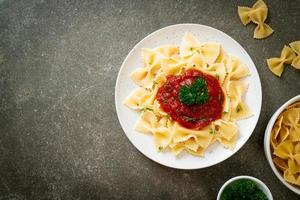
[{"x1": 0, "y1": 0, "x2": 299, "y2": 199}]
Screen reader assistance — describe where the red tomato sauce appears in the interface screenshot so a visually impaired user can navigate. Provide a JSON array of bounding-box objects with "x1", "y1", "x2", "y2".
[{"x1": 156, "y1": 69, "x2": 225, "y2": 129}]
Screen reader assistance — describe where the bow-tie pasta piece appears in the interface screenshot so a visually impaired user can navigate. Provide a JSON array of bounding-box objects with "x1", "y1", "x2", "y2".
[
  {"x1": 226, "y1": 55, "x2": 250, "y2": 80},
  {"x1": 238, "y1": 0, "x2": 267, "y2": 26},
  {"x1": 123, "y1": 88, "x2": 146, "y2": 110},
  {"x1": 274, "y1": 140, "x2": 294, "y2": 159},
  {"x1": 179, "y1": 32, "x2": 201, "y2": 57},
  {"x1": 160, "y1": 59, "x2": 186, "y2": 76},
  {"x1": 289, "y1": 41, "x2": 300, "y2": 69},
  {"x1": 267, "y1": 45, "x2": 296, "y2": 77},
  {"x1": 284, "y1": 169, "x2": 300, "y2": 186},
  {"x1": 124, "y1": 87, "x2": 158, "y2": 111},
  {"x1": 130, "y1": 48, "x2": 166, "y2": 88},
  {"x1": 199, "y1": 63, "x2": 226, "y2": 84},
  {"x1": 199, "y1": 42, "x2": 221, "y2": 65},
  {"x1": 172, "y1": 123, "x2": 213, "y2": 149},
  {"x1": 273, "y1": 157, "x2": 288, "y2": 171},
  {"x1": 212, "y1": 119, "x2": 238, "y2": 150},
  {"x1": 238, "y1": 6, "x2": 252, "y2": 26},
  {"x1": 288, "y1": 154, "x2": 300, "y2": 174},
  {"x1": 142, "y1": 48, "x2": 165, "y2": 68},
  {"x1": 237, "y1": 0, "x2": 273, "y2": 39},
  {"x1": 185, "y1": 54, "x2": 208, "y2": 70},
  {"x1": 227, "y1": 80, "x2": 252, "y2": 120},
  {"x1": 153, "y1": 125, "x2": 173, "y2": 151},
  {"x1": 134, "y1": 110, "x2": 158, "y2": 134},
  {"x1": 248, "y1": 7, "x2": 274, "y2": 39},
  {"x1": 252, "y1": 0, "x2": 267, "y2": 9},
  {"x1": 282, "y1": 108, "x2": 300, "y2": 141}
]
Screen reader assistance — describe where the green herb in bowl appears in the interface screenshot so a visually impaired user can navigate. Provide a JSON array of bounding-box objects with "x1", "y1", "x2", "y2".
[{"x1": 221, "y1": 179, "x2": 269, "y2": 200}]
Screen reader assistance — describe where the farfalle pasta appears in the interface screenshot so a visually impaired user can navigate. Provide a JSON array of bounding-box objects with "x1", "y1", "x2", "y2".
[
  {"x1": 289, "y1": 41, "x2": 300, "y2": 69},
  {"x1": 271, "y1": 101, "x2": 300, "y2": 186},
  {"x1": 238, "y1": 0, "x2": 273, "y2": 39},
  {"x1": 124, "y1": 33, "x2": 252, "y2": 157},
  {"x1": 267, "y1": 41, "x2": 300, "y2": 77},
  {"x1": 267, "y1": 46, "x2": 296, "y2": 77}
]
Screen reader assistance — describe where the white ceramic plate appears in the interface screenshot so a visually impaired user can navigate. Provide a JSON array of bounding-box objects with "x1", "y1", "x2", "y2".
[{"x1": 115, "y1": 24, "x2": 262, "y2": 169}]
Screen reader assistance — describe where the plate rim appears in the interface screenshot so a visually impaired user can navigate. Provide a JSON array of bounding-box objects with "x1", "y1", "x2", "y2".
[{"x1": 115, "y1": 23, "x2": 262, "y2": 169}]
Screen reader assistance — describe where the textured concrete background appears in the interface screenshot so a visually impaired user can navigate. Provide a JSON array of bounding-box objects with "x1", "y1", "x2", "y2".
[{"x1": 0, "y1": 0, "x2": 299, "y2": 199}]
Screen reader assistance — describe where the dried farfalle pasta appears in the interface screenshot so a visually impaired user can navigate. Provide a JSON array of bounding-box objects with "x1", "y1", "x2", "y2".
[
  {"x1": 238, "y1": 0, "x2": 267, "y2": 25},
  {"x1": 237, "y1": 0, "x2": 273, "y2": 39},
  {"x1": 249, "y1": 7, "x2": 274, "y2": 39},
  {"x1": 266, "y1": 46, "x2": 296, "y2": 77},
  {"x1": 289, "y1": 41, "x2": 300, "y2": 69},
  {"x1": 271, "y1": 100, "x2": 300, "y2": 187}
]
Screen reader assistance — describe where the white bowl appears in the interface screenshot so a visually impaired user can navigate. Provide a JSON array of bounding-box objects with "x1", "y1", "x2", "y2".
[
  {"x1": 264, "y1": 95, "x2": 300, "y2": 195},
  {"x1": 217, "y1": 175, "x2": 273, "y2": 200}
]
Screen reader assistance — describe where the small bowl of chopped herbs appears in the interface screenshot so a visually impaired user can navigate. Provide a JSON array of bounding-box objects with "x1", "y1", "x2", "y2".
[{"x1": 217, "y1": 176, "x2": 273, "y2": 200}]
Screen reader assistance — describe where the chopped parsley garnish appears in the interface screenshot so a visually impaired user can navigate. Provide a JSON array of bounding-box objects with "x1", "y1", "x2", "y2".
[
  {"x1": 178, "y1": 78, "x2": 209, "y2": 106},
  {"x1": 140, "y1": 107, "x2": 153, "y2": 112},
  {"x1": 192, "y1": 64, "x2": 196, "y2": 67},
  {"x1": 209, "y1": 128, "x2": 214, "y2": 134},
  {"x1": 183, "y1": 116, "x2": 195, "y2": 122},
  {"x1": 221, "y1": 179, "x2": 268, "y2": 200},
  {"x1": 215, "y1": 74, "x2": 220, "y2": 80},
  {"x1": 236, "y1": 104, "x2": 242, "y2": 113},
  {"x1": 158, "y1": 146, "x2": 163, "y2": 151},
  {"x1": 152, "y1": 80, "x2": 158, "y2": 89}
]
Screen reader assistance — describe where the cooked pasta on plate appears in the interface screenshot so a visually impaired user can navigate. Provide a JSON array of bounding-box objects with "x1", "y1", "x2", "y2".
[
  {"x1": 115, "y1": 24, "x2": 261, "y2": 169},
  {"x1": 123, "y1": 33, "x2": 252, "y2": 157}
]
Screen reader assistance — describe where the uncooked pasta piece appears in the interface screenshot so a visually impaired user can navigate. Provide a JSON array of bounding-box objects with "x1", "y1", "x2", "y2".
[
  {"x1": 266, "y1": 45, "x2": 296, "y2": 77},
  {"x1": 237, "y1": 0, "x2": 273, "y2": 39},
  {"x1": 289, "y1": 41, "x2": 300, "y2": 69}
]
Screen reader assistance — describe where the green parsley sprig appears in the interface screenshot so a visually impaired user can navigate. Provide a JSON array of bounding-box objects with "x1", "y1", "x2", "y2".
[
  {"x1": 221, "y1": 179, "x2": 268, "y2": 200},
  {"x1": 178, "y1": 78, "x2": 209, "y2": 106}
]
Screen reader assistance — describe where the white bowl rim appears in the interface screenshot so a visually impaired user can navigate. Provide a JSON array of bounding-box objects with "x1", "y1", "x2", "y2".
[
  {"x1": 115, "y1": 23, "x2": 262, "y2": 170},
  {"x1": 264, "y1": 95, "x2": 300, "y2": 195},
  {"x1": 217, "y1": 175, "x2": 273, "y2": 200}
]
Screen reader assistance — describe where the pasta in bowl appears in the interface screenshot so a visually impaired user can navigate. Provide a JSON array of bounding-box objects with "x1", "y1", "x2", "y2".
[
  {"x1": 264, "y1": 95, "x2": 300, "y2": 195},
  {"x1": 115, "y1": 24, "x2": 261, "y2": 169}
]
